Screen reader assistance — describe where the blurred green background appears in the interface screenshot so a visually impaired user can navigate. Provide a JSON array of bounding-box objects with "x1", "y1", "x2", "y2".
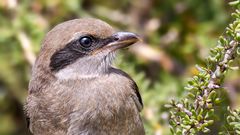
[{"x1": 0, "y1": 0, "x2": 239, "y2": 135}]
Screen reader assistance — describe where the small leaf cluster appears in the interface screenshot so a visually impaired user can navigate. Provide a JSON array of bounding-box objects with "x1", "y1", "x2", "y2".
[
  {"x1": 220, "y1": 107, "x2": 240, "y2": 135},
  {"x1": 167, "y1": 1, "x2": 240, "y2": 134}
]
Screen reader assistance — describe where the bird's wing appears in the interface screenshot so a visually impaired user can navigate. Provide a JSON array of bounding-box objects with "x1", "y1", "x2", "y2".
[
  {"x1": 111, "y1": 68, "x2": 143, "y2": 112},
  {"x1": 26, "y1": 116, "x2": 30, "y2": 129},
  {"x1": 130, "y1": 81, "x2": 143, "y2": 111}
]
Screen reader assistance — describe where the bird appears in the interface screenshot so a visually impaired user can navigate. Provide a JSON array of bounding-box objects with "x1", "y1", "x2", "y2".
[{"x1": 24, "y1": 18, "x2": 145, "y2": 135}]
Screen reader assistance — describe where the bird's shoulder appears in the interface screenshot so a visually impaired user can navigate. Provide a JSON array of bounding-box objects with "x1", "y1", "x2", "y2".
[{"x1": 109, "y1": 68, "x2": 143, "y2": 111}]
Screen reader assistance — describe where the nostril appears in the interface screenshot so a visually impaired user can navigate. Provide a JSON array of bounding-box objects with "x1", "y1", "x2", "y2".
[{"x1": 113, "y1": 37, "x2": 119, "y2": 41}]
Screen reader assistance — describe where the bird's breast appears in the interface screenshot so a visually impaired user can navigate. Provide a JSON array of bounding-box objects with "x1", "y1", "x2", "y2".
[
  {"x1": 58, "y1": 75, "x2": 141, "y2": 134},
  {"x1": 27, "y1": 73, "x2": 143, "y2": 134}
]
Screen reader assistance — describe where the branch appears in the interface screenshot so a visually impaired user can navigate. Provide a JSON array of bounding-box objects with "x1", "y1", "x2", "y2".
[
  {"x1": 17, "y1": 31, "x2": 36, "y2": 66},
  {"x1": 167, "y1": 1, "x2": 240, "y2": 134}
]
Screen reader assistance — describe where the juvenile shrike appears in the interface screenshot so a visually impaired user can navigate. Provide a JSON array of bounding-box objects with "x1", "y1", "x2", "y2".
[{"x1": 25, "y1": 18, "x2": 144, "y2": 135}]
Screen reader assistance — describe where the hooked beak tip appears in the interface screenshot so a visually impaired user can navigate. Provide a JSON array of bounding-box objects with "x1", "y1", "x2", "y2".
[
  {"x1": 113, "y1": 32, "x2": 140, "y2": 42},
  {"x1": 92, "y1": 32, "x2": 141, "y2": 55},
  {"x1": 109, "y1": 32, "x2": 141, "y2": 49}
]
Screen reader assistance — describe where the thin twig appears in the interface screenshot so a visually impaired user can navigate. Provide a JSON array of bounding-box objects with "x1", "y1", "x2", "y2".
[{"x1": 17, "y1": 31, "x2": 36, "y2": 66}]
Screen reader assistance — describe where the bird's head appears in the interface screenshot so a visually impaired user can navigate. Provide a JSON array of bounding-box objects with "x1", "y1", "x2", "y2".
[{"x1": 34, "y1": 18, "x2": 140, "y2": 79}]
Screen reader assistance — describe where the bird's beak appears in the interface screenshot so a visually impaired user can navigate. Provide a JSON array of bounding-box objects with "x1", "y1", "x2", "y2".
[
  {"x1": 106, "y1": 32, "x2": 140, "y2": 51},
  {"x1": 92, "y1": 32, "x2": 140, "y2": 55}
]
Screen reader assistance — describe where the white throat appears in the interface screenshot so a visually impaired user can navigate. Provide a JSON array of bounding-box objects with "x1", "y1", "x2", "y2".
[{"x1": 55, "y1": 52, "x2": 115, "y2": 79}]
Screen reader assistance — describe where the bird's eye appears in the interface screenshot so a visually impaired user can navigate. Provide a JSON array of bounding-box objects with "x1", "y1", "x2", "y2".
[{"x1": 79, "y1": 36, "x2": 93, "y2": 48}]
